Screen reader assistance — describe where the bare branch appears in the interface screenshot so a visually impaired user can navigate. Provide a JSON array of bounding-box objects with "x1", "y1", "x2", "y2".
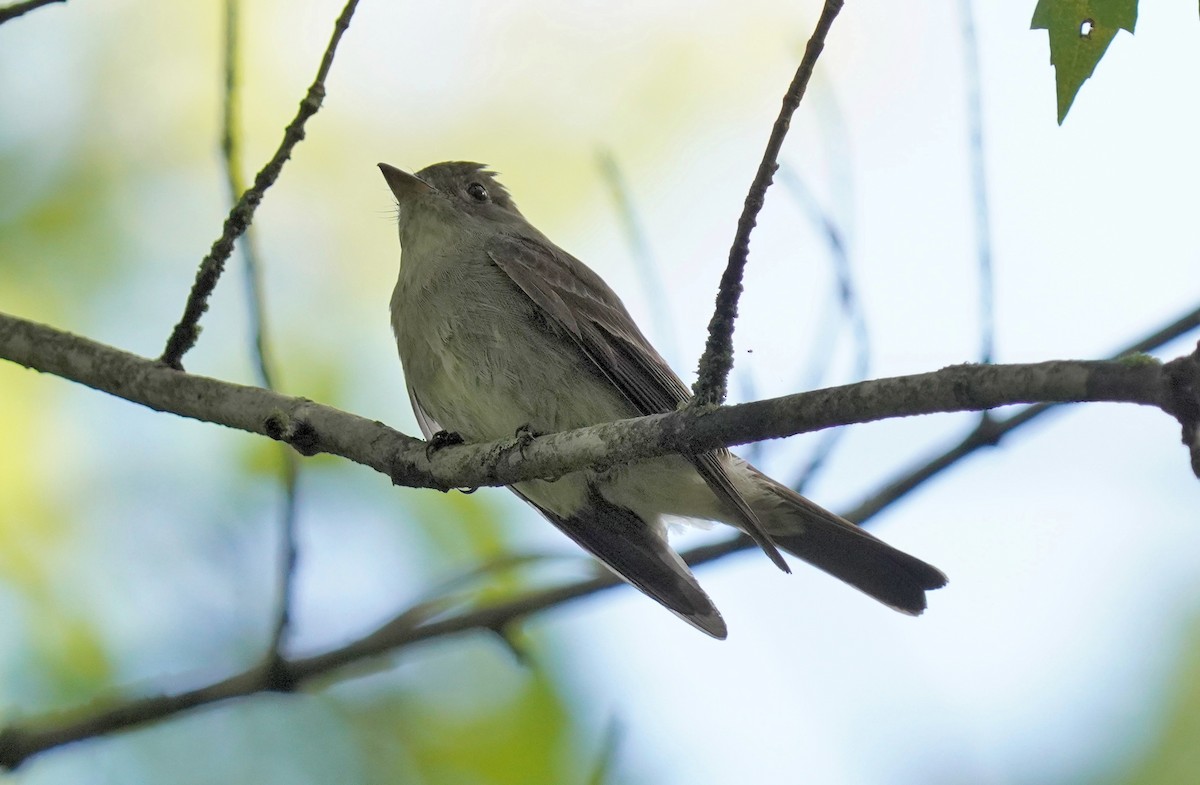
[
  {"x1": 587, "y1": 717, "x2": 624, "y2": 785},
  {"x1": 776, "y1": 165, "x2": 868, "y2": 490},
  {"x1": 159, "y1": 0, "x2": 361, "y2": 370},
  {"x1": 958, "y1": 0, "x2": 996, "y2": 365},
  {"x1": 596, "y1": 148, "x2": 677, "y2": 362},
  {"x1": 220, "y1": 0, "x2": 301, "y2": 665},
  {"x1": 693, "y1": 0, "x2": 845, "y2": 405},
  {"x1": 1, "y1": 310, "x2": 1191, "y2": 496},
  {"x1": 0, "y1": 0, "x2": 64, "y2": 25},
  {"x1": 854, "y1": 308, "x2": 1200, "y2": 521},
  {"x1": 0, "y1": 570, "x2": 615, "y2": 770},
  {"x1": 1164, "y1": 343, "x2": 1200, "y2": 474}
]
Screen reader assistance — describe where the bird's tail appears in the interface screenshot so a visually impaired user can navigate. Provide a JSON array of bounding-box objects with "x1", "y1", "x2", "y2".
[{"x1": 747, "y1": 467, "x2": 947, "y2": 615}]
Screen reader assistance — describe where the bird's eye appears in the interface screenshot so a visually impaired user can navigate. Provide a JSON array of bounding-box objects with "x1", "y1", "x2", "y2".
[{"x1": 467, "y1": 183, "x2": 489, "y2": 202}]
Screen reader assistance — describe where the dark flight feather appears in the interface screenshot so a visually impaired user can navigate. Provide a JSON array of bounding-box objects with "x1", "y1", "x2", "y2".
[{"x1": 486, "y1": 234, "x2": 789, "y2": 572}]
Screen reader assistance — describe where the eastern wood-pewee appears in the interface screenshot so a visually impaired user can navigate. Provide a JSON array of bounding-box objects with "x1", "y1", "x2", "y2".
[{"x1": 380, "y1": 160, "x2": 946, "y2": 639}]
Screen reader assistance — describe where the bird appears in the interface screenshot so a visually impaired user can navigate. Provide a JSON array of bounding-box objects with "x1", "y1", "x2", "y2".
[{"x1": 380, "y1": 160, "x2": 947, "y2": 638}]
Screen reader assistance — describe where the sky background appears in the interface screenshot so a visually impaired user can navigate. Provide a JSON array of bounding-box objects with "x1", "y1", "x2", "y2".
[{"x1": 1, "y1": 1, "x2": 1198, "y2": 784}]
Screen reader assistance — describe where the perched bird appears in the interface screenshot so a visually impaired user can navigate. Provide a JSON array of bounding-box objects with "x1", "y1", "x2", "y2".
[{"x1": 380, "y1": 161, "x2": 946, "y2": 638}]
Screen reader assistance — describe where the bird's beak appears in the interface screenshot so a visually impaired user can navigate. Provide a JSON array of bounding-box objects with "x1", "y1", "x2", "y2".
[{"x1": 378, "y1": 163, "x2": 434, "y2": 201}]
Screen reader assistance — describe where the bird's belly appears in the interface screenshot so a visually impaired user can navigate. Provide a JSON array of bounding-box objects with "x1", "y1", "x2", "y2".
[
  {"x1": 394, "y1": 261, "x2": 651, "y2": 519},
  {"x1": 396, "y1": 283, "x2": 631, "y2": 444}
]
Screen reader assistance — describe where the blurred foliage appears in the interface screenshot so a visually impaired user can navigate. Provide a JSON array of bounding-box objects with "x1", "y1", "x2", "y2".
[
  {"x1": 336, "y1": 645, "x2": 578, "y2": 785},
  {"x1": 0, "y1": 153, "x2": 120, "y2": 714},
  {"x1": 409, "y1": 488, "x2": 514, "y2": 563},
  {"x1": 0, "y1": 155, "x2": 128, "y2": 317},
  {"x1": 1101, "y1": 618, "x2": 1200, "y2": 785}
]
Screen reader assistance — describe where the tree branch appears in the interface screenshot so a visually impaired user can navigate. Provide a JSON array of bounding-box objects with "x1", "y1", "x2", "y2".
[
  {"x1": 596, "y1": 148, "x2": 676, "y2": 361},
  {"x1": 0, "y1": 571, "x2": 622, "y2": 770},
  {"x1": 776, "y1": 164, "x2": 869, "y2": 491},
  {"x1": 693, "y1": 0, "x2": 844, "y2": 405},
  {"x1": 0, "y1": 0, "x2": 63, "y2": 25},
  {"x1": 2, "y1": 310, "x2": 1193, "y2": 497},
  {"x1": 854, "y1": 324, "x2": 1200, "y2": 525},
  {"x1": 159, "y1": 0, "x2": 360, "y2": 369},
  {"x1": 220, "y1": 0, "x2": 301, "y2": 672},
  {"x1": 958, "y1": 0, "x2": 996, "y2": 365}
]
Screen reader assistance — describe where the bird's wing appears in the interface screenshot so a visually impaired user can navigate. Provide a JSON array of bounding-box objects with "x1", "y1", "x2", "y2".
[
  {"x1": 511, "y1": 482, "x2": 727, "y2": 638},
  {"x1": 486, "y1": 233, "x2": 788, "y2": 572}
]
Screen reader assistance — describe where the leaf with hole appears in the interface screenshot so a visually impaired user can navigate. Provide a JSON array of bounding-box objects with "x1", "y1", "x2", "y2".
[{"x1": 1031, "y1": 0, "x2": 1138, "y2": 123}]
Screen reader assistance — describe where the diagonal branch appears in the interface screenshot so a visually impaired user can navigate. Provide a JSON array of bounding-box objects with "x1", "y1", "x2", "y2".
[
  {"x1": 0, "y1": 571, "x2": 619, "y2": 770},
  {"x1": 596, "y1": 148, "x2": 676, "y2": 362},
  {"x1": 220, "y1": 0, "x2": 301, "y2": 671},
  {"x1": 958, "y1": 0, "x2": 996, "y2": 365},
  {"x1": 0, "y1": 0, "x2": 63, "y2": 25},
  {"x1": 159, "y1": 0, "x2": 360, "y2": 370},
  {"x1": 2, "y1": 309, "x2": 1194, "y2": 496},
  {"x1": 856, "y1": 305, "x2": 1200, "y2": 521},
  {"x1": 776, "y1": 164, "x2": 869, "y2": 490},
  {"x1": 693, "y1": 0, "x2": 845, "y2": 405}
]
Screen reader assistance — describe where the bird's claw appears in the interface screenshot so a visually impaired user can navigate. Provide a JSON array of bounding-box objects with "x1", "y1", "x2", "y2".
[
  {"x1": 512, "y1": 423, "x2": 539, "y2": 459},
  {"x1": 425, "y1": 429, "x2": 465, "y2": 460}
]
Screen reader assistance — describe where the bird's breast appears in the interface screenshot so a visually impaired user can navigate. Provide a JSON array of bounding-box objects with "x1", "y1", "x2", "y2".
[{"x1": 391, "y1": 252, "x2": 631, "y2": 442}]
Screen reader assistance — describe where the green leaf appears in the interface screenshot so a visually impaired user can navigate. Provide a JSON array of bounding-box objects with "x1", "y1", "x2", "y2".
[{"x1": 1031, "y1": 0, "x2": 1138, "y2": 123}]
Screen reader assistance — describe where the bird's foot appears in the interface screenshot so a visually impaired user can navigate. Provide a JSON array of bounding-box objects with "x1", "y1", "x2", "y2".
[
  {"x1": 511, "y1": 423, "x2": 540, "y2": 460},
  {"x1": 425, "y1": 429, "x2": 465, "y2": 460}
]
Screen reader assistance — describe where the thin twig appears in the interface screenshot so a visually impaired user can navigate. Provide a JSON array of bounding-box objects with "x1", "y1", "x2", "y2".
[
  {"x1": 586, "y1": 717, "x2": 624, "y2": 785},
  {"x1": 596, "y1": 149, "x2": 677, "y2": 362},
  {"x1": 265, "y1": 464, "x2": 300, "y2": 659},
  {"x1": 777, "y1": 165, "x2": 869, "y2": 491},
  {"x1": 0, "y1": 0, "x2": 63, "y2": 25},
  {"x1": 220, "y1": 0, "x2": 301, "y2": 665},
  {"x1": 959, "y1": 0, "x2": 996, "y2": 365},
  {"x1": 693, "y1": 0, "x2": 845, "y2": 405},
  {"x1": 0, "y1": 571, "x2": 614, "y2": 770},
  {"x1": 159, "y1": 0, "x2": 361, "y2": 370}
]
